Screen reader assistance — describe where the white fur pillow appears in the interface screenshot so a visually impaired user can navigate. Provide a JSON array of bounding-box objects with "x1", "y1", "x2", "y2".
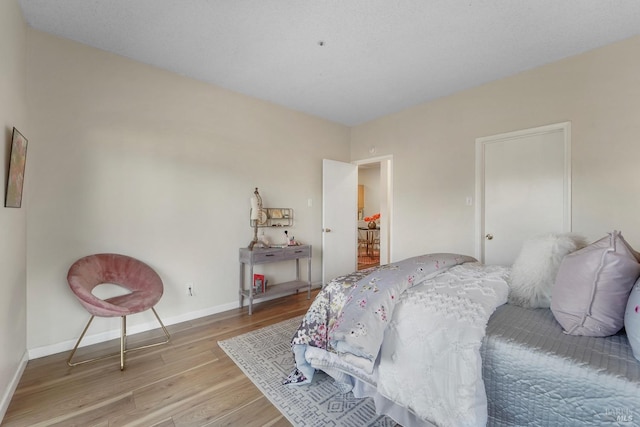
[{"x1": 508, "y1": 233, "x2": 587, "y2": 308}]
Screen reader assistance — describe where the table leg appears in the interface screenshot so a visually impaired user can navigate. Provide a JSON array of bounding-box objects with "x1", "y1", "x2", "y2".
[
  {"x1": 249, "y1": 263, "x2": 254, "y2": 315},
  {"x1": 239, "y1": 262, "x2": 244, "y2": 308},
  {"x1": 307, "y1": 254, "x2": 312, "y2": 299}
]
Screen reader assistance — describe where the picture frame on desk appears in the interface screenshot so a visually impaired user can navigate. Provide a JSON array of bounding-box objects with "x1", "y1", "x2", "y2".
[{"x1": 253, "y1": 274, "x2": 266, "y2": 294}]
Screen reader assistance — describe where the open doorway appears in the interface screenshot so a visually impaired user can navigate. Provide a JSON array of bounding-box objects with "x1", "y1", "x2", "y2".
[
  {"x1": 357, "y1": 164, "x2": 381, "y2": 269},
  {"x1": 354, "y1": 156, "x2": 392, "y2": 270}
]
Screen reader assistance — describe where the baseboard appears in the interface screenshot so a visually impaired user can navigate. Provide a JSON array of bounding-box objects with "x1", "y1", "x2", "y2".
[
  {"x1": 28, "y1": 299, "x2": 237, "y2": 360},
  {"x1": 28, "y1": 282, "x2": 322, "y2": 360},
  {"x1": 0, "y1": 350, "x2": 28, "y2": 424}
]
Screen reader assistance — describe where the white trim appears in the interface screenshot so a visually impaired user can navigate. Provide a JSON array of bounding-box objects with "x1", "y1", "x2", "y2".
[
  {"x1": 474, "y1": 122, "x2": 571, "y2": 262},
  {"x1": 474, "y1": 141, "x2": 485, "y2": 262},
  {"x1": 28, "y1": 282, "x2": 323, "y2": 360},
  {"x1": 0, "y1": 351, "x2": 28, "y2": 424},
  {"x1": 352, "y1": 154, "x2": 393, "y2": 166}
]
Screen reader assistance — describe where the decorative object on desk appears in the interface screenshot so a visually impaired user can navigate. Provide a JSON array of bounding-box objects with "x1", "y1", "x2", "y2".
[
  {"x1": 270, "y1": 208, "x2": 283, "y2": 219},
  {"x1": 248, "y1": 187, "x2": 263, "y2": 250},
  {"x1": 5, "y1": 127, "x2": 28, "y2": 208},
  {"x1": 259, "y1": 231, "x2": 270, "y2": 248},
  {"x1": 255, "y1": 209, "x2": 267, "y2": 225},
  {"x1": 252, "y1": 208, "x2": 294, "y2": 228},
  {"x1": 253, "y1": 273, "x2": 266, "y2": 294},
  {"x1": 364, "y1": 213, "x2": 380, "y2": 229}
]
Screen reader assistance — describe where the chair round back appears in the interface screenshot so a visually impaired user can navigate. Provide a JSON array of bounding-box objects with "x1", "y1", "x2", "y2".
[{"x1": 67, "y1": 253, "x2": 164, "y2": 318}]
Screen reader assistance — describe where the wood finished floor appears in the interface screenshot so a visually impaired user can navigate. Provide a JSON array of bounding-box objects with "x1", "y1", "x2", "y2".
[
  {"x1": 3, "y1": 290, "x2": 319, "y2": 427},
  {"x1": 357, "y1": 252, "x2": 379, "y2": 271}
]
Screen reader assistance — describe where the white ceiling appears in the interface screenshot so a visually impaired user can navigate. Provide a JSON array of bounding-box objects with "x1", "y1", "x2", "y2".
[{"x1": 17, "y1": 0, "x2": 640, "y2": 126}]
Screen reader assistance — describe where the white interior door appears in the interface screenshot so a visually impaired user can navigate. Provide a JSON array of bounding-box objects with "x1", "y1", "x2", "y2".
[
  {"x1": 322, "y1": 159, "x2": 358, "y2": 284},
  {"x1": 476, "y1": 122, "x2": 571, "y2": 265}
]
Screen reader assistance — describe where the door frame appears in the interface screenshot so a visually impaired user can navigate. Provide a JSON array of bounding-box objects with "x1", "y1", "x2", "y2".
[
  {"x1": 474, "y1": 122, "x2": 572, "y2": 263},
  {"x1": 353, "y1": 155, "x2": 393, "y2": 265}
]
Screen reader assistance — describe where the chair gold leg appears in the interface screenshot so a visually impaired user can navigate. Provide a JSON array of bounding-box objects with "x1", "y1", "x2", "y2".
[
  {"x1": 67, "y1": 315, "x2": 96, "y2": 367},
  {"x1": 151, "y1": 307, "x2": 171, "y2": 344},
  {"x1": 123, "y1": 308, "x2": 171, "y2": 354},
  {"x1": 67, "y1": 308, "x2": 170, "y2": 369},
  {"x1": 121, "y1": 315, "x2": 126, "y2": 371}
]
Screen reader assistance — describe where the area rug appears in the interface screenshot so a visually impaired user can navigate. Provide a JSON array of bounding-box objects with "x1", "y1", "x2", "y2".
[{"x1": 218, "y1": 316, "x2": 396, "y2": 427}]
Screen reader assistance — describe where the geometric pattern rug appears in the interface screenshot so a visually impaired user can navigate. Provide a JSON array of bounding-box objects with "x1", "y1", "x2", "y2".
[{"x1": 218, "y1": 316, "x2": 396, "y2": 426}]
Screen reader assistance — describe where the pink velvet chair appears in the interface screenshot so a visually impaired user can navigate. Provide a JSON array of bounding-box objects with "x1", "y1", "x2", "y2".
[{"x1": 66, "y1": 253, "x2": 170, "y2": 370}]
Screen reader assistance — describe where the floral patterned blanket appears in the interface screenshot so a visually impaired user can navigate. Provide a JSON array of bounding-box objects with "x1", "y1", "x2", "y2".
[{"x1": 284, "y1": 253, "x2": 476, "y2": 385}]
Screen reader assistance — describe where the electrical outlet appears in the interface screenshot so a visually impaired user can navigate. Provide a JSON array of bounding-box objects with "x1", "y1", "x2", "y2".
[{"x1": 186, "y1": 282, "x2": 195, "y2": 296}]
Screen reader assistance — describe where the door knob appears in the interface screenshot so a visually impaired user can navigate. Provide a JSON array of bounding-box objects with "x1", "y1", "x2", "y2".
[
  {"x1": 485, "y1": 234, "x2": 493, "y2": 240},
  {"x1": 323, "y1": 228, "x2": 332, "y2": 233}
]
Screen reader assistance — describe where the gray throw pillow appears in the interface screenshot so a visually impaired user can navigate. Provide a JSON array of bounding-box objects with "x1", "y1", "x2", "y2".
[{"x1": 551, "y1": 231, "x2": 640, "y2": 336}]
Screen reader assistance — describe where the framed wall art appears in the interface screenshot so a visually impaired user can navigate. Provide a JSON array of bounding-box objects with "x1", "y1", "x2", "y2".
[{"x1": 5, "y1": 127, "x2": 28, "y2": 208}]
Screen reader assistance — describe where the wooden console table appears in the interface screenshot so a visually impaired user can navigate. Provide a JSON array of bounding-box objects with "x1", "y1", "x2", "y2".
[{"x1": 238, "y1": 245, "x2": 312, "y2": 315}]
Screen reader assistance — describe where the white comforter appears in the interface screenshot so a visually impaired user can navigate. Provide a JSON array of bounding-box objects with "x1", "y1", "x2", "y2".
[
  {"x1": 375, "y1": 263, "x2": 509, "y2": 426},
  {"x1": 303, "y1": 263, "x2": 510, "y2": 427}
]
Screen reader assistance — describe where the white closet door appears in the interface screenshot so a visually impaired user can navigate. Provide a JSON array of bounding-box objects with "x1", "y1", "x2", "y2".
[{"x1": 477, "y1": 123, "x2": 571, "y2": 266}]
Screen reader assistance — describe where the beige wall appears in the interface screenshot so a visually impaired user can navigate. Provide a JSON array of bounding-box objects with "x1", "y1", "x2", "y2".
[
  {"x1": 351, "y1": 35, "x2": 640, "y2": 262},
  {"x1": 0, "y1": 0, "x2": 28, "y2": 419},
  {"x1": 5, "y1": 16, "x2": 640, "y2": 412},
  {"x1": 25, "y1": 31, "x2": 350, "y2": 353}
]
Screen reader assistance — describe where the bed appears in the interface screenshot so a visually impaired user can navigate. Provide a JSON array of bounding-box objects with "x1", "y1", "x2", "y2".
[{"x1": 285, "y1": 251, "x2": 640, "y2": 426}]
